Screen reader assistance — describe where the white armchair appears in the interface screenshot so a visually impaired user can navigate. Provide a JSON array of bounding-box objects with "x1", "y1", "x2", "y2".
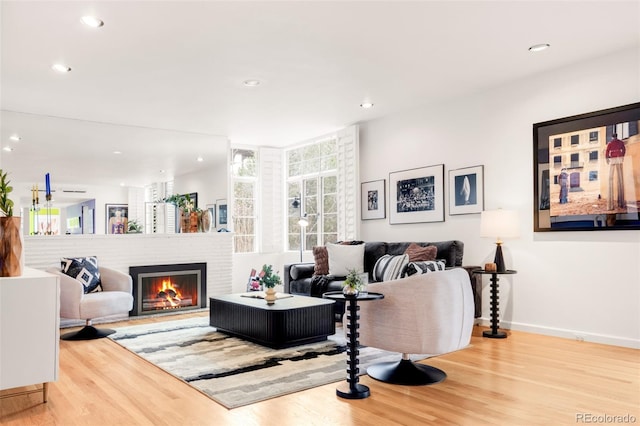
[
  {"x1": 358, "y1": 268, "x2": 474, "y2": 385},
  {"x1": 46, "y1": 266, "x2": 134, "y2": 340}
]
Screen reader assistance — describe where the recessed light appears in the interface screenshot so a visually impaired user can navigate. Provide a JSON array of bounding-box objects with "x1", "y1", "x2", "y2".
[
  {"x1": 243, "y1": 79, "x2": 261, "y2": 87},
  {"x1": 529, "y1": 43, "x2": 550, "y2": 52},
  {"x1": 197, "y1": 156, "x2": 204, "y2": 162},
  {"x1": 52, "y1": 63, "x2": 72, "y2": 73},
  {"x1": 113, "y1": 151, "x2": 122, "y2": 155},
  {"x1": 3, "y1": 147, "x2": 13, "y2": 152},
  {"x1": 360, "y1": 102, "x2": 374, "y2": 109},
  {"x1": 9, "y1": 135, "x2": 21, "y2": 142},
  {"x1": 81, "y1": 16, "x2": 104, "y2": 28}
]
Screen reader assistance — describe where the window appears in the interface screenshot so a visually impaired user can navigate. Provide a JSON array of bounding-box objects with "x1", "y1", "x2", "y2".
[
  {"x1": 589, "y1": 171, "x2": 598, "y2": 181},
  {"x1": 553, "y1": 137, "x2": 562, "y2": 148},
  {"x1": 589, "y1": 131, "x2": 599, "y2": 142},
  {"x1": 231, "y1": 148, "x2": 257, "y2": 253},
  {"x1": 589, "y1": 151, "x2": 598, "y2": 161},
  {"x1": 570, "y1": 135, "x2": 579, "y2": 145},
  {"x1": 287, "y1": 137, "x2": 338, "y2": 251},
  {"x1": 554, "y1": 155, "x2": 562, "y2": 167}
]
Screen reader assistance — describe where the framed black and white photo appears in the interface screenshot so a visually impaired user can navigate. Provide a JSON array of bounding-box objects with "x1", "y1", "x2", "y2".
[
  {"x1": 216, "y1": 199, "x2": 227, "y2": 229},
  {"x1": 449, "y1": 165, "x2": 484, "y2": 215},
  {"x1": 361, "y1": 179, "x2": 386, "y2": 220},
  {"x1": 389, "y1": 164, "x2": 444, "y2": 224}
]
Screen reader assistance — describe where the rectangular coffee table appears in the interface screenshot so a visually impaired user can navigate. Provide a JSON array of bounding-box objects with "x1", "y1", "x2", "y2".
[{"x1": 209, "y1": 293, "x2": 335, "y2": 348}]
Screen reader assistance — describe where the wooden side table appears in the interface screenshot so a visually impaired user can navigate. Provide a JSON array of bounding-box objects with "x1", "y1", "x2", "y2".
[
  {"x1": 473, "y1": 270, "x2": 517, "y2": 338},
  {"x1": 323, "y1": 291, "x2": 384, "y2": 399}
]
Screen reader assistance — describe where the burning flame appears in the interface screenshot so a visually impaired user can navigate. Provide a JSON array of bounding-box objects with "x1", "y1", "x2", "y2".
[{"x1": 157, "y1": 279, "x2": 182, "y2": 307}]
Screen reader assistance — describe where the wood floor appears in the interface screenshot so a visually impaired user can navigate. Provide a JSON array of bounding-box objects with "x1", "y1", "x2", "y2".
[{"x1": 1, "y1": 312, "x2": 638, "y2": 426}]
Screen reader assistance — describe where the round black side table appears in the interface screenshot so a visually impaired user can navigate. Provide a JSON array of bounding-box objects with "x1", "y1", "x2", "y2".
[
  {"x1": 472, "y1": 270, "x2": 517, "y2": 338},
  {"x1": 323, "y1": 291, "x2": 384, "y2": 399}
]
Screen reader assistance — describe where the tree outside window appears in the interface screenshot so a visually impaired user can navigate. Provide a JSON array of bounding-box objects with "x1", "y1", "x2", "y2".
[{"x1": 231, "y1": 149, "x2": 257, "y2": 253}]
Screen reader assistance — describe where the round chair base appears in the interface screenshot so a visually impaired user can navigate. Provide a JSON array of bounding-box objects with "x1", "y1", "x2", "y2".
[
  {"x1": 367, "y1": 359, "x2": 446, "y2": 385},
  {"x1": 61, "y1": 325, "x2": 116, "y2": 341}
]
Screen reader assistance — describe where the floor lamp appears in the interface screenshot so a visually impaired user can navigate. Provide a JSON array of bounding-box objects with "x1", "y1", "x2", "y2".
[
  {"x1": 298, "y1": 214, "x2": 308, "y2": 262},
  {"x1": 480, "y1": 209, "x2": 520, "y2": 272}
]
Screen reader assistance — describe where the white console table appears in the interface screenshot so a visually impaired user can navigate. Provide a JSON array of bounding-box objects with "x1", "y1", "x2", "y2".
[{"x1": 0, "y1": 268, "x2": 60, "y2": 402}]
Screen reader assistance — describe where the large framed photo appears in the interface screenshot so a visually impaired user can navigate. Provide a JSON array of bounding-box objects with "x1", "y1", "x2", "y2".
[
  {"x1": 389, "y1": 164, "x2": 444, "y2": 224},
  {"x1": 105, "y1": 204, "x2": 128, "y2": 234},
  {"x1": 533, "y1": 102, "x2": 640, "y2": 232},
  {"x1": 361, "y1": 179, "x2": 386, "y2": 220},
  {"x1": 449, "y1": 165, "x2": 484, "y2": 215}
]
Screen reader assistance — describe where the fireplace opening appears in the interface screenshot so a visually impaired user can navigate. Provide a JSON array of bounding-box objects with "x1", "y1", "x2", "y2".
[{"x1": 129, "y1": 263, "x2": 207, "y2": 316}]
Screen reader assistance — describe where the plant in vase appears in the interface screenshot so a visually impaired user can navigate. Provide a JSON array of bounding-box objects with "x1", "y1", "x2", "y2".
[
  {"x1": 259, "y1": 264, "x2": 281, "y2": 305},
  {"x1": 0, "y1": 169, "x2": 22, "y2": 277},
  {"x1": 343, "y1": 269, "x2": 364, "y2": 296},
  {"x1": 127, "y1": 219, "x2": 143, "y2": 234}
]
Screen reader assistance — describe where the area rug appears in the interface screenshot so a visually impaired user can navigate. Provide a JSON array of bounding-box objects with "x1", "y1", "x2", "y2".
[{"x1": 108, "y1": 316, "x2": 423, "y2": 409}]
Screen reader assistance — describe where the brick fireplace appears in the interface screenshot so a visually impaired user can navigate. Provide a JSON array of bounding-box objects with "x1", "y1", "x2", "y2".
[{"x1": 129, "y1": 262, "x2": 207, "y2": 316}]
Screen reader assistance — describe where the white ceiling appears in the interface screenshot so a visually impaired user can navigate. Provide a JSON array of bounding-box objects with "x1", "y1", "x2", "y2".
[{"x1": 1, "y1": 1, "x2": 639, "y2": 191}]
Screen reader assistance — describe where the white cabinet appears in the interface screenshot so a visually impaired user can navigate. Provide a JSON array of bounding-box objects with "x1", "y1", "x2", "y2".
[{"x1": 0, "y1": 268, "x2": 60, "y2": 402}]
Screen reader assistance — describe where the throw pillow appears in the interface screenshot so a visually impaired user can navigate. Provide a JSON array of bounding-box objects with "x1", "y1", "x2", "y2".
[
  {"x1": 372, "y1": 254, "x2": 409, "y2": 282},
  {"x1": 404, "y1": 243, "x2": 437, "y2": 262},
  {"x1": 326, "y1": 243, "x2": 365, "y2": 277},
  {"x1": 403, "y1": 260, "x2": 446, "y2": 277},
  {"x1": 312, "y1": 246, "x2": 329, "y2": 276},
  {"x1": 61, "y1": 256, "x2": 102, "y2": 293}
]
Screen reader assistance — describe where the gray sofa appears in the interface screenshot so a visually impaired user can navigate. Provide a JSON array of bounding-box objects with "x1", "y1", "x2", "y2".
[{"x1": 283, "y1": 240, "x2": 481, "y2": 319}]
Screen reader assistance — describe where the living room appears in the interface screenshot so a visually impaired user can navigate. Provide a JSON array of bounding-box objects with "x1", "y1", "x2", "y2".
[{"x1": 1, "y1": 1, "x2": 638, "y2": 424}]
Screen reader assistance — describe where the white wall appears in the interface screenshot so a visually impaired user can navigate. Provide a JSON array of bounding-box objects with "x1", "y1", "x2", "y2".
[{"x1": 359, "y1": 47, "x2": 640, "y2": 348}]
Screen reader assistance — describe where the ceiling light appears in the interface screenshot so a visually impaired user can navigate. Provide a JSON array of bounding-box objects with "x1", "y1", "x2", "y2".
[
  {"x1": 159, "y1": 169, "x2": 166, "y2": 174},
  {"x1": 360, "y1": 102, "x2": 374, "y2": 109},
  {"x1": 3, "y1": 147, "x2": 13, "y2": 152},
  {"x1": 197, "y1": 156, "x2": 204, "y2": 162},
  {"x1": 81, "y1": 16, "x2": 104, "y2": 28},
  {"x1": 9, "y1": 135, "x2": 21, "y2": 142},
  {"x1": 52, "y1": 63, "x2": 72, "y2": 73},
  {"x1": 243, "y1": 79, "x2": 261, "y2": 87},
  {"x1": 529, "y1": 43, "x2": 550, "y2": 52},
  {"x1": 113, "y1": 151, "x2": 122, "y2": 154}
]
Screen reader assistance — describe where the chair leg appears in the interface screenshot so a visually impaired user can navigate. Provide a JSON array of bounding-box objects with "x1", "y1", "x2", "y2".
[
  {"x1": 60, "y1": 319, "x2": 116, "y2": 341},
  {"x1": 366, "y1": 354, "x2": 446, "y2": 386}
]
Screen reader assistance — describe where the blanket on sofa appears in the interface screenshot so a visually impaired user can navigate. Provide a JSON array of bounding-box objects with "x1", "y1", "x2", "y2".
[{"x1": 309, "y1": 274, "x2": 337, "y2": 297}]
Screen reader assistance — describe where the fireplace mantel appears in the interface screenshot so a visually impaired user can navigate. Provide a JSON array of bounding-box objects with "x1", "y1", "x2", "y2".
[{"x1": 24, "y1": 233, "x2": 233, "y2": 302}]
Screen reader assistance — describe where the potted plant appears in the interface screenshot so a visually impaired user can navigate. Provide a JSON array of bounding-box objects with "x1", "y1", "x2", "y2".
[
  {"x1": 127, "y1": 219, "x2": 143, "y2": 234},
  {"x1": 0, "y1": 169, "x2": 22, "y2": 277},
  {"x1": 342, "y1": 269, "x2": 364, "y2": 296},
  {"x1": 259, "y1": 264, "x2": 281, "y2": 305}
]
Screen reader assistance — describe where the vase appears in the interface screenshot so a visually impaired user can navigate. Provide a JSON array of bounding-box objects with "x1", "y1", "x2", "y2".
[
  {"x1": 0, "y1": 217, "x2": 23, "y2": 277},
  {"x1": 199, "y1": 209, "x2": 212, "y2": 232},
  {"x1": 179, "y1": 209, "x2": 189, "y2": 233},
  {"x1": 342, "y1": 286, "x2": 359, "y2": 297},
  {"x1": 264, "y1": 287, "x2": 277, "y2": 305},
  {"x1": 189, "y1": 212, "x2": 198, "y2": 233}
]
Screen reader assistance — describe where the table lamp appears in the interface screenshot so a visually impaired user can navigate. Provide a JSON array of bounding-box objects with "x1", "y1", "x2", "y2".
[{"x1": 480, "y1": 209, "x2": 519, "y2": 272}]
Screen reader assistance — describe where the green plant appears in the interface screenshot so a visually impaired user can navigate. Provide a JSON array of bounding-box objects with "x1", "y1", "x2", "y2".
[
  {"x1": 128, "y1": 219, "x2": 143, "y2": 233},
  {"x1": 162, "y1": 194, "x2": 200, "y2": 213},
  {"x1": 344, "y1": 269, "x2": 364, "y2": 290},
  {"x1": 0, "y1": 169, "x2": 14, "y2": 217},
  {"x1": 259, "y1": 264, "x2": 281, "y2": 288}
]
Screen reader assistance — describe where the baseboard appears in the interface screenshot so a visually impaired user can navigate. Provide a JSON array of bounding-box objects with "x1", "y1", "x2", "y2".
[{"x1": 475, "y1": 318, "x2": 639, "y2": 349}]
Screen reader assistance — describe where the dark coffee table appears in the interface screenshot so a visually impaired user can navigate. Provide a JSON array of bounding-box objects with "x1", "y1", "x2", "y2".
[{"x1": 209, "y1": 293, "x2": 335, "y2": 348}]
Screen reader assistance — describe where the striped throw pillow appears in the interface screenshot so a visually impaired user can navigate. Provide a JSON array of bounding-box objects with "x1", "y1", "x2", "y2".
[
  {"x1": 402, "y1": 260, "x2": 446, "y2": 277},
  {"x1": 372, "y1": 254, "x2": 409, "y2": 282}
]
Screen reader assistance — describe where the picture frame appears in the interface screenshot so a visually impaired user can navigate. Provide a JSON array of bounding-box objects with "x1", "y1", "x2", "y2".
[
  {"x1": 389, "y1": 164, "x2": 444, "y2": 224},
  {"x1": 216, "y1": 199, "x2": 228, "y2": 229},
  {"x1": 105, "y1": 204, "x2": 128, "y2": 234},
  {"x1": 448, "y1": 165, "x2": 484, "y2": 215},
  {"x1": 361, "y1": 179, "x2": 386, "y2": 220},
  {"x1": 533, "y1": 102, "x2": 640, "y2": 231}
]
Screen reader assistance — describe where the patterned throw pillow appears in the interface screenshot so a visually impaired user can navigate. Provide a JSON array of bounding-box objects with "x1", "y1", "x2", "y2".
[
  {"x1": 61, "y1": 256, "x2": 102, "y2": 293},
  {"x1": 404, "y1": 243, "x2": 437, "y2": 262},
  {"x1": 312, "y1": 246, "x2": 329, "y2": 276},
  {"x1": 372, "y1": 254, "x2": 409, "y2": 282},
  {"x1": 403, "y1": 260, "x2": 446, "y2": 277}
]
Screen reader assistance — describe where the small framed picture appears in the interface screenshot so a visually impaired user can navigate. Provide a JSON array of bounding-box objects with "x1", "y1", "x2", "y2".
[
  {"x1": 389, "y1": 164, "x2": 445, "y2": 224},
  {"x1": 216, "y1": 199, "x2": 227, "y2": 229},
  {"x1": 361, "y1": 179, "x2": 386, "y2": 220},
  {"x1": 105, "y1": 204, "x2": 128, "y2": 234},
  {"x1": 448, "y1": 165, "x2": 484, "y2": 215}
]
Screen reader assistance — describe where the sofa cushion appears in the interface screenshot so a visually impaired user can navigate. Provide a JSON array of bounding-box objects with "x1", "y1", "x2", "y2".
[
  {"x1": 403, "y1": 260, "x2": 446, "y2": 277},
  {"x1": 327, "y1": 243, "x2": 365, "y2": 276},
  {"x1": 372, "y1": 254, "x2": 409, "y2": 282},
  {"x1": 61, "y1": 256, "x2": 103, "y2": 293},
  {"x1": 404, "y1": 243, "x2": 437, "y2": 262},
  {"x1": 290, "y1": 263, "x2": 315, "y2": 280}
]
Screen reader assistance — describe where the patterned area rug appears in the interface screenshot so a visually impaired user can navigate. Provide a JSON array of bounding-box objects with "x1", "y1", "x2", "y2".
[{"x1": 108, "y1": 316, "x2": 419, "y2": 409}]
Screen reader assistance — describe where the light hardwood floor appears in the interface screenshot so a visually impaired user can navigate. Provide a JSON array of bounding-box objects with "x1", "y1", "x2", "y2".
[{"x1": 1, "y1": 312, "x2": 638, "y2": 426}]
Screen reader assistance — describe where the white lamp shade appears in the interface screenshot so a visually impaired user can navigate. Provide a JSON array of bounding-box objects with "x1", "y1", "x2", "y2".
[{"x1": 480, "y1": 210, "x2": 520, "y2": 240}]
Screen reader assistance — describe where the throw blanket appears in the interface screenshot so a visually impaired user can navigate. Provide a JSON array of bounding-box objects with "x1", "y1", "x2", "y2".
[{"x1": 310, "y1": 274, "x2": 337, "y2": 297}]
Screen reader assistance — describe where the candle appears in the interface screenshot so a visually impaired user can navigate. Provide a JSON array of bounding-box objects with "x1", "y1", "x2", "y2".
[
  {"x1": 35, "y1": 183, "x2": 39, "y2": 204},
  {"x1": 45, "y1": 173, "x2": 50, "y2": 195}
]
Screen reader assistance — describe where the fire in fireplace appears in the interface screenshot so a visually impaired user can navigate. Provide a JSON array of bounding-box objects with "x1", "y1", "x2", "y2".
[{"x1": 129, "y1": 263, "x2": 207, "y2": 316}]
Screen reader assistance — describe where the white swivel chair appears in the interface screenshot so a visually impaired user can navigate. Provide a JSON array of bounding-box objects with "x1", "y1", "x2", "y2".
[
  {"x1": 46, "y1": 266, "x2": 134, "y2": 340},
  {"x1": 358, "y1": 268, "x2": 474, "y2": 385}
]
